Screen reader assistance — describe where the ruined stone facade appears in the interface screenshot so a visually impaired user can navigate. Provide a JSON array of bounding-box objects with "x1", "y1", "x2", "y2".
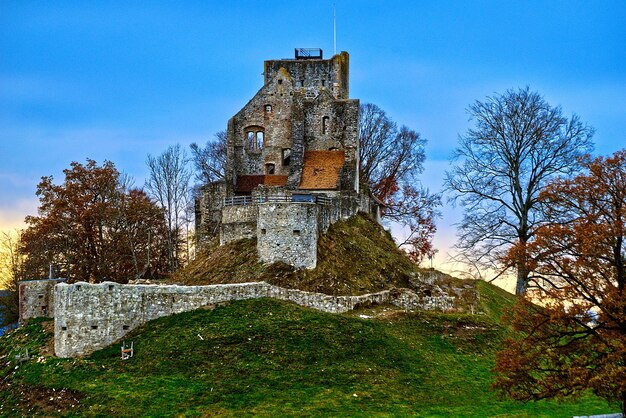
[
  {"x1": 18, "y1": 278, "x2": 65, "y2": 324},
  {"x1": 196, "y1": 49, "x2": 380, "y2": 269},
  {"x1": 52, "y1": 281, "x2": 455, "y2": 358}
]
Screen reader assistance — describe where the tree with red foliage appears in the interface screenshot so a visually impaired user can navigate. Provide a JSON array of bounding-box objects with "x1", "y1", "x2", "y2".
[
  {"x1": 359, "y1": 103, "x2": 441, "y2": 263},
  {"x1": 20, "y1": 159, "x2": 168, "y2": 283},
  {"x1": 494, "y1": 150, "x2": 626, "y2": 413}
]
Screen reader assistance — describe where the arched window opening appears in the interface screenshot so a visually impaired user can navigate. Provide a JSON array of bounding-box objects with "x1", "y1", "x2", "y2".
[
  {"x1": 265, "y1": 163, "x2": 275, "y2": 175},
  {"x1": 244, "y1": 126, "x2": 265, "y2": 152},
  {"x1": 322, "y1": 116, "x2": 330, "y2": 134},
  {"x1": 282, "y1": 149, "x2": 291, "y2": 167}
]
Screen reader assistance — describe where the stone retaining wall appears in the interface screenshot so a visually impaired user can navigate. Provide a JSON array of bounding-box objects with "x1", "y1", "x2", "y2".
[
  {"x1": 257, "y1": 202, "x2": 319, "y2": 269},
  {"x1": 53, "y1": 281, "x2": 454, "y2": 358}
]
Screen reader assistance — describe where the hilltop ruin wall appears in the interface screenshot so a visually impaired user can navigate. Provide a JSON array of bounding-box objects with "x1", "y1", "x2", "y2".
[
  {"x1": 18, "y1": 278, "x2": 65, "y2": 324},
  {"x1": 53, "y1": 281, "x2": 454, "y2": 358}
]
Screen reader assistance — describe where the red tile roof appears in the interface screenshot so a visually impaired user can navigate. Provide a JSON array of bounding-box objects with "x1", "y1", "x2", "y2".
[
  {"x1": 235, "y1": 175, "x2": 288, "y2": 193},
  {"x1": 299, "y1": 150, "x2": 345, "y2": 190}
]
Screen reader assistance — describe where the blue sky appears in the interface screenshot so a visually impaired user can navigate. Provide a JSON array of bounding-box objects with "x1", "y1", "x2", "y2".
[{"x1": 1, "y1": 1, "x2": 625, "y2": 279}]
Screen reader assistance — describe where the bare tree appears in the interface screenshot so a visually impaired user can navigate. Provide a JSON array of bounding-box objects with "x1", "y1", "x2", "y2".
[
  {"x1": 359, "y1": 104, "x2": 425, "y2": 196},
  {"x1": 145, "y1": 144, "x2": 192, "y2": 273},
  {"x1": 190, "y1": 131, "x2": 227, "y2": 184},
  {"x1": 445, "y1": 87, "x2": 594, "y2": 295},
  {"x1": 359, "y1": 103, "x2": 441, "y2": 262}
]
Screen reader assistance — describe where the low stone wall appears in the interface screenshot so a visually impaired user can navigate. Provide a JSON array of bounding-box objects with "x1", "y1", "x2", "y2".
[
  {"x1": 53, "y1": 281, "x2": 454, "y2": 358},
  {"x1": 18, "y1": 278, "x2": 65, "y2": 324}
]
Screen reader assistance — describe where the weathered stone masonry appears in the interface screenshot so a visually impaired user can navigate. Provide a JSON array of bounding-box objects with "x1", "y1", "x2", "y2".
[
  {"x1": 18, "y1": 278, "x2": 65, "y2": 324},
  {"x1": 196, "y1": 49, "x2": 381, "y2": 270},
  {"x1": 257, "y1": 202, "x2": 319, "y2": 269},
  {"x1": 53, "y1": 281, "x2": 454, "y2": 358}
]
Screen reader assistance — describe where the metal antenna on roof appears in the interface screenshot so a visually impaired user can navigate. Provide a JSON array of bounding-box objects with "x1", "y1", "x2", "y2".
[{"x1": 333, "y1": 3, "x2": 337, "y2": 55}]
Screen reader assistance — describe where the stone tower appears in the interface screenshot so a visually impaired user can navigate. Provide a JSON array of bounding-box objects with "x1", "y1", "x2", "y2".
[
  {"x1": 196, "y1": 49, "x2": 379, "y2": 269},
  {"x1": 225, "y1": 49, "x2": 359, "y2": 194}
]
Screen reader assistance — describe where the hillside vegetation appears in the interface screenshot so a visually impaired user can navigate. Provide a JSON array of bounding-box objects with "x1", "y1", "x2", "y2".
[
  {"x1": 0, "y1": 214, "x2": 617, "y2": 416},
  {"x1": 0, "y1": 281, "x2": 614, "y2": 417},
  {"x1": 177, "y1": 214, "x2": 462, "y2": 296}
]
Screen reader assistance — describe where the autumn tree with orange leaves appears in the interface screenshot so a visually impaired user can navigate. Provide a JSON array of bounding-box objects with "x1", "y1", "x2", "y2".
[
  {"x1": 494, "y1": 150, "x2": 626, "y2": 413},
  {"x1": 20, "y1": 159, "x2": 169, "y2": 283},
  {"x1": 359, "y1": 103, "x2": 441, "y2": 262}
]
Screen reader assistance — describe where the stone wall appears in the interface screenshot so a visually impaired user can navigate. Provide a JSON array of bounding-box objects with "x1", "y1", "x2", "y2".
[
  {"x1": 53, "y1": 281, "x2": 455, "y2": 358},
  {"x1": 225, "y1": 51, "x2": 357, "y2": 192},
  {"x1": 317, "y1": 191, "x2": 379, "y2": 233},
  {"x1": 220, "y1": 191, "x2": 380, "y2": 264},
  {"x1": 264, "y1": 52, "x2": 350, "y2": 100},
  {"x1": 197, "y1": 50, "x2": 370, "y2": 254},
  {"x1": 227, "y1": 68, "x2": 297, "y2": 181},
  {"x1": 54, "y1": 281, "x2": 269, "y2": 358},
  {"x1": 18, "y1": 278, "x2": 65, "y2": 323},
  {"x1": 257, "y1": 202, "x2": 319, "y2": 269},
  {"x1": 195, "y1": 181, "x2": 228, "y2": 243},
  {"x1": 220, "y1": 204, "x2": 257, "y2": 245}
]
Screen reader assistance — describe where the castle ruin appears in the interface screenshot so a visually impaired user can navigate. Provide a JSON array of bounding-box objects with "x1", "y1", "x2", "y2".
[
  {"x1": 13, "y1": 50, "x2": 430, "y2": 359},
  {"x1": 196, "y1": 49, "x2": 380, "y2": 269}
]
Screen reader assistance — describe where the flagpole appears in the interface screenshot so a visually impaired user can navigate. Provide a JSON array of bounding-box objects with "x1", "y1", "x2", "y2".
[{"x1": 333, "y1": 4, "x2": 337, "y2": 55}]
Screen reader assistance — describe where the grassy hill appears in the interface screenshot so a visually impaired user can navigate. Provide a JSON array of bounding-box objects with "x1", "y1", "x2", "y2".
[
  {"x1": 0, "y1": 215, "x2": 618, "y2": 416},
  {"x1": 0, "y1": 281, "x2": 614, "y2": 417},
  {"x1": 176, "y1": 214, "x2": 466, "y2": 298}
]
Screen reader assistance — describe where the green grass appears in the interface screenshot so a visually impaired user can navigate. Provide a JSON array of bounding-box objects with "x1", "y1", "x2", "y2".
[
  {"x1": 0, "y1": 291, "x2": 616, "y2": 417},
  {"x1": 176, "y1": 214, "x2": 455, "y2": 296}
]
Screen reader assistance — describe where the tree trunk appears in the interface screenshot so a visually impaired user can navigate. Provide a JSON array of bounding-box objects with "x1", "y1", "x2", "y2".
[{"x1": 515, "y1": 262, "x2": 528, "y2": 296}]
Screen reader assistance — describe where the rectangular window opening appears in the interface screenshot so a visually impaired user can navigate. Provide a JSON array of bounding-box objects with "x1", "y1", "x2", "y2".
[
  {"x1": 322, "y1": 116, "x2": 330, "y2": 134},
  {"x1": 282, "y1": 149, "x2": 291, "y2": 166},
  {"x1": 293, "y1": 230, "x2": 301, "y2": 236},
  {"x1": 123, "y1": 325, "x2": 130, "y2": 330},
  {"x1": 91, "y1": 325, "x2": 98, "y2": 330},
  {"x1": 261, "y1": 228, "x2": 267, "y2": 235},
  {"x1": 61, "y1": 326, "x2": 67, "y2": 331}
]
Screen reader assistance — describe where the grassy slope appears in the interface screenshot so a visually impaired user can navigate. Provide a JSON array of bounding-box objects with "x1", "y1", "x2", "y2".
[
  {"x1": 0, "y1": 287, "x2": 614, "y2": 417},
  {"x1": 177, "y1": 214, "x2": 458, "y2": 296}
]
